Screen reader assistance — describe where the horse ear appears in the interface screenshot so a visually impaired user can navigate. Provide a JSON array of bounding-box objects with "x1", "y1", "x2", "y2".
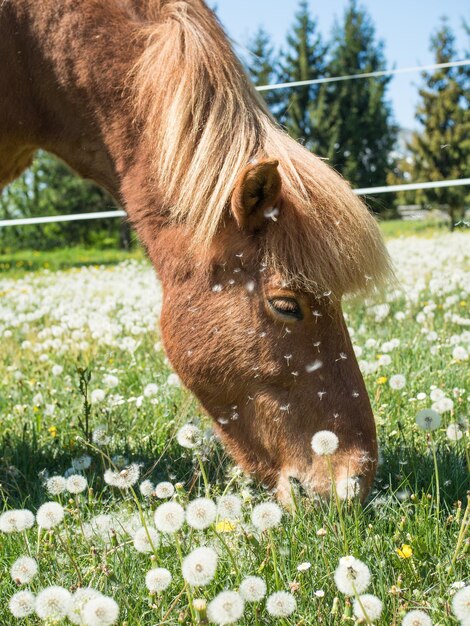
[{"x1": 231, "y1": 159, "x2": 282, "y2": 231}]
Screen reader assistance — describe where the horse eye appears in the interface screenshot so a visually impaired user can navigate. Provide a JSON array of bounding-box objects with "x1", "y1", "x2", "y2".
[{"x1": 268, "y1": 297, "x2": 303, "y2": 321}]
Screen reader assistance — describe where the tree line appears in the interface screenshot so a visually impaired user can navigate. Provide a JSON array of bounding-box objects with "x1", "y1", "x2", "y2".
[{"x1": 0, "y1": 0, "x2": 468, "y2": 251}]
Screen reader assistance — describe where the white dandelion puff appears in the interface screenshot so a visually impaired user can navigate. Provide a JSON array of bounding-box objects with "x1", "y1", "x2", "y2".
[
  {"x1": 0, "y1": 509, "x2": 35, "y2": 533},
  {"x1": 207, "y1": 591, "x2": 245, "y2": 625},
  {"x1": 154, "y1": 481, "x2": 175, "y2": 499},
  {"x1": 167, "y1": 373, "x2": 181, "y2": 386},
  {"x1": 239, "y1": 576, "x2": 267, "y2": 602},
  {"x1": 36, "y1": 501, "x2": 64, "y2": 529},
  {"x1": 334, "y1": 556, "x2": 371, "y2": 595},
  {"x1": 82, "y1": 595, "x2": 119, "y2": 626},
  {"x1": 401, "y1": 609, "x2": 433, "y2": 626},
  {"x1": 133, "y1": 526, "x2": 160, "y2": 553},
  {"x1": 9, "y1": 590, "x2": 36, "y2": 618},
  {"x1": 452, "y1": 585, "x2": 470, "y2": 623},
  {"x1": 103, "y1": 374, "x2": 119, "y2": 388},
  {"x1": 10, "y1": 556, "x2": 38, "y2": 585},
  {"x1": 186, "y1": 497, "x2": 217, "y2": 530},
  {"x1": 67, "y1": 474, "x2": 88, "y2": 494},
  {"x1": 144, "y1": 383, "x2": 159, "y2": 397},
  {"x1": 139, "y1": 480, "x2": 154, "y2": 497},
  {"x1": 176, "y1": 424, "x2": 201, "y2": 449},
  {"x1": 91, "y1": 390, "x2": 106, "y2": 404},
  {"x1": 389, "y1": 374, "x2": 406, "y2": 390},
  {"x1": 35, "y1": 586, "x2": 72, "y2": 621},
  {"x1": 266, "y1": 591, "x2": 297, "y2": 617},
  {"x1": 311, "y1": 430, "x2": 339, "y2": 455},
  {"x1": 217, "y1": 495, "x2": 242, "y2": 521},
  {"x1": 446, "y1": 423, "x2": 463, "y2": 441},
  {"x1": 336, "y1": 477, "x2": 362, "y2": 501},
  {"x1": 182, "y1": 546, "x2": 218, "y2": 587},
  {"x1": 416, "y1": 409, "x2": 441, "y2": 431},
  {"x1": 251, "y1": 502, "x2": 282, "y2": 532},
  {"x1": 154, "y1": 501, "x2": 185, "y2": 533},
  {"x1": 71, "y1": 455, "x2": 92, "y2": 471},
  {"x1": 452, "y1": 346, "x2": 468, "y2": 361},
  {"x1": 353, "y1": 594, "x2": 383, "y2": 622},
  {"x1": 92, "y1": 423, "x2": 110, "y2": 444},
  {"x1": 432, "y1": 397, "x2": 454, "y2": 414},
  {"x1": 68, "y1": 588, "x2": 102, "y2": 625},
  {"x1": 104, "y1": 463, "x2": 140, "y2": 489},
  {"x1": 145, "y1": 568, "x2": 172, "y2": 593},
  {"x1": 46, "y1": 475, "x2": 67, "y2": 495},
  {"x1": 297, "y1": 562, "x2": 312, "y2": 572},
  {"x1": 430, "y1": 388, "x2": 445, "y2": 402}
]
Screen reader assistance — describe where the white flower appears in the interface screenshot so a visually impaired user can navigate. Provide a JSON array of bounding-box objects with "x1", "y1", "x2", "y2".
[
  {"x1": 336, "y1": 477, "x2": 361, "y2": 501},
  {"x1": 154, "y1": 481, "x2": 175, "y2": 499},
  {"x1": 67, "y1": 474, "x2": 88, "y2": 494},
  {"x1": 446, "y1": 423, "x2": 463, "y2": 441},
  {"x1": 353, "y1": 594, "x2": 383, "y2": 622},
  {"x1": 133, "y1": 526, "x2": 160, "y2": 553},
  {"x1": 334, "y1": 556, "x2": 371, "y2": 595},
  {"x1": 154, "y1": 502, "x2": 185, "y2": 533},
  {"x1": 0, "y1": 509, "x2": 35, "y2": 533},
  {"x1": 217, "y1": 495, "x2": 242, "y2": 521},
  {"x1": 207, "y1": 591, "x2": 245, "y2": 625},
  {"x1": 430, "y1": 388, "x2": 445, "y2": 402},
  {"x1": 68, "y1": 588, "x2": 102, "y2": 625},
  {"x1": 145, "y1": 568, "x2": 172, "y2": 593},
  {"x1": 72, "y1": 454, "x2": 92, "y2": 471},
  {"x1": 311, "y1": 430, "x2": 339, "y2": 455},
  {"x1": 36, "y1": 501, "x2": 64, "y2": 529},
  {"x1": 315, "y1": 589, "x2": 325, "y2": 597},
  {"x1": 432, "y1": 397, "x2": 454, "y2": 413},
  {"x1": 9, "y1": 590, "x2": 35, "y2": 618},
  {"x1": 416, "y1": 409, "x2": 441, "y2": 431},
  {"x1": 10, "y1": 556, "x2": 38, "y2": 584},
  {"x1": 266, "y1": 591, "x2": 297, "y2": 617},
  {"x1": 82, "y1": 596, "x2": 119, "y2": 626},
  {"x1": 46, "y1": 475, "x2": 67, "y2": 495},
  {"x1": 239, "y1": 576, "x2": 266, "y2": 602},
  {"x1": 167, "y1": 373, "x2": 181, "y2": 387},
  {"x1": 182, "y1": 546, "x2": 218, "y2": 586},
  {"x1": 401, "y1": 609, "x2": 433, "y2": 626},
  {"x1": 417, "y1": 392, "x2": 427, "y2": 400},
  {"x1": 92, "y1": 424, "x2": 110, "y2": 444},
  {"x1": 251, "y1": 502, "x2": 282, "y2": 532},
  {"x1": 144, "y1": 383, "x2": 159, "y2": 397},
  {"x1": 91, "y1": 389, "x2": 106, "y2": 404},
  {"x1": 176, "y1": 423, "x2": 200, "y2": 448},
  {"x1": 186, "y1": 497, "x2": 217, "y2": 530},
  {"x1": 139, "y1": 480, "x2": 154, "y2": 497},
  {"x1": 35, "y1": 586, "x2": 72, "y2": 621},
  {"x1": 452, "y1": 346, "x2": 468, "y2": 361},
  {"x1": 452, "y1": 585, "x2": 470, "y2": 623},
  {"x1": 389, "y1": 374, "x2": 406, "y2": 390},
  {"x1": 297, "y1": 561, "x2": 312, "y2": 572},
  {"x1": 103, "y1": 374, "x2": 119, "y2": 388},
  {"x1": 104, "y1": 463, "x2": 140, "y2": 489}
]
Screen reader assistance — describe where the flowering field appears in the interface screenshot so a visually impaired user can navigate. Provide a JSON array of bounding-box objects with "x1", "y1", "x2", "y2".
[{"x1": 0, "y1": 232, "x2": 469, "y2": 625}]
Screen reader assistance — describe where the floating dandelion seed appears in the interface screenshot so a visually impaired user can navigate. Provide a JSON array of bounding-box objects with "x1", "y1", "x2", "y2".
[
  {"x1": 35, "y1": 586, "x2": 72, "y2": 621},
  {"x1": 154, "y1": 502, "x2": 185, "y2": 533},
  {"x1": 311, "y1": 430, "x2": 339, "y2": 455},
  {"x1": 145, "y1": 568, "x2": 172, "y2": 593},
  {"x1": 46, "y1": 475, "x2": 67, "y2": 496},
  {"x1": 251, "y1": 502, "x2": 282, "y2": 532},
  {"x1": 82, "y1": 595, "x2": 119, "y2": 626},
  {"x1": 10, "y1": 556, "x2": 38, "y2": 585},
  {"x1": 176, "y1": 423, "x2": 200, "y2": 449},
  {"x1": 36, "y1": 502, "x2": 64, "y2": 529},
  {"x1": 207, "y1": 591, "x2": 245, "y2": 625},
  {"x1": 401, "y1": 609, "x2": 433, "y2": 626},
  {"x1": 0, "y1": 509, "x2": 35, "y2": 533},
  {"x1": 67, "y1": 474, "x2": 88, "y2": 494},
  {"x1": 182, "y1": 546, "x2": 218, "y2": 587},
  {"x1": 139, "y1": 480, "x2": 154, "y2": 497},
  {"x1": 389, "y1": 374, "x2": 406, "y2": 390},
  {"x1": 9, "y1": 590, "x2": 36, "y2": 618},
  {"x1": 416, "y1": 409, "x2": 441, "y2": 431},
  {"x1": 68, "y1": 588, "x2": 102, "y2": 625},
  {"x1": 266, "y1": 591, "x2": 297, "y2": 617},
  {"x1": 186, "y1": 497, "x2": 217, "y2": 530},
  {"x1": 104, "y1": 463, "x2": 140, "y2": 489},
  {"x1": 154, "y1": 481, "x2": 175, "y2": 499},
  {"x1": 133, "y1": 526, "x2": 160, "y2": 553},
  {"x1": 239, "y1": 576, "x2": 267, "y2": 602},
  {"x1": 334, "y1": 556, "x2": 371, "y2": 595},
  {"x1": 353, "y1": 594, "x2": 383, "y2": 622},
  {"x1": 452, "y1": 585, "x2": 470, "y2": 623},
  {"x1": 217, "y1": 495, "x2": 242, "y2": 521},
  {"x1": 306, "y1": 360, "x2": 323, "y2": 373}
]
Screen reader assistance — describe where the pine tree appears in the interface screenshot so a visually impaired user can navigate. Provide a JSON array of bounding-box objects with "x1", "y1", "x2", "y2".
[
  {"x1": 406, "y1": 20, "x2": 469, "y2": 230},
  {"x1": 278, "y1": 0, "x2": 327, "y2": 149},
  {"x1": 314, "y1": 0, "x2": 396, "y2": 189},
  {"x1": 245, "y1": 27, "x2": 282, "y2": 117}
]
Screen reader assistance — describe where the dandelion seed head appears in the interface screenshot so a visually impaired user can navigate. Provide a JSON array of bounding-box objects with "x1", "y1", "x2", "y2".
[
  {"x1": 154, "y1": 502, "x2": 185, "y2": 533},
  {"x1": 145, "y1": 568, "x2": 172, "y2": 593},
  {"x1": 207, "y1": 591, "x2": 245, "y2": 625},
  {"x1": 266, "y1": 591, "x2": 297, "y2": 617},
  {"x1": 91, "y1": 390, "x2": 106, "y2": 404},
  {"x1": 67, "y1": 474, "x2": 88, "y2": 494},
  {"x1": 182, "y1": 546, "x2": 218, "y2": 587},
  {"x1": 36, "y1": 501, "x2": 64, "y2": 529},
  {"x1": 217, "y1": 495, "x2": 242, "y2": 521},
  {"x1": 133, "y1": 526, "x2": 160, "y2": 553},
  {"x1": 251, "y1": 502, "x2": 282, "y2": 532},
  {"x1": 10, "y1": 556, "x2": 38, "y2": 585},
  {"x1": 144, "y1": 383, "x2": 159, "y2": 397},
  {"x1": 389, "y1": 374, "x2": 406, "y2": 390},
  {"x1": 452, "y1": 585, "x2": 470, "y2": 623},
  {"x1": 416, "y1": 409, "x2": 441, "y2": 431},
  {"x1": 92, "y1": 423, "x2": 110, "y2": 444},
  {"x1": 353, "y1": 594, "x2": 383, "y2": 622},
  {"x1": 176, "y1": 423, "x2": 200, "y2": 449},
  {"x1": 0, "y1": 509, "x2": 35, "y2": 533},
  {"x1": 139, "y1": 480, "x2": 154, "y2": 497},
  {"x1": 35, "y1": 586, "x2": 72, "y2": 621},
  {"x1": 311, "y1": 430, "x2": 339, "y2": 455},
  {"x1": 334, "y1": 556, "x2": 371, "y2": 595},
  {"x1": 186, "y1": 497, "x2": 217, "y2": 530},
  {"x1": 71, "y1": 455, "x2": 92, "y2": 471},
  {"x1": 336, "y1": 477, "x2": 362, "y2": 501},
  {"x1": 82, "y1": 595, "x2": 119, "y2": 626},
  {"x1": 297, "y1": 562, "x2": 312, "y2": 572},
  {"x1": 446, "y1": 423, "x2": 463, "y2": 441},
  {"x1": 104, "y1": 463, "x2": 140, "y2": 489},
  {"x1": 239, "y1": 576, "x2": 267, "y2": 602},
  {"x1": 68, "y1": 588, "x2": 102, "y2": 625},
  {"x1": 46, "y1": 475, "x2": 67, "y2": 495},
  {"x1": 9, "y1": 590, "x2": 36, "y2": 618},
  {"x1": 401, "y1": 609, "x2": 433, "y2": 626},
  {"x1": 154, "y1": 481, "x2": 175, "y2": 499}
]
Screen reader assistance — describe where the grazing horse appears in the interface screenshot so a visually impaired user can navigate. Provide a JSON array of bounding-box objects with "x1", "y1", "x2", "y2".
[{"x1": 0, "y1": 0, "x2": 391, "y2": 502}]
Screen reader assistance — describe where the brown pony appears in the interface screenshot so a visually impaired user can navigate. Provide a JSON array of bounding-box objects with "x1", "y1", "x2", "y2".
[{"x1": 0, "y1": 0, "x2": 391, "y2": 502}]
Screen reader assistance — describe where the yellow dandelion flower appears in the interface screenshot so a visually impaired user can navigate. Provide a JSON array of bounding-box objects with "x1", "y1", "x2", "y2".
[
  {"x1": 377, "y1": 376, "x2": 388, "y2": 385},
  {"x1": 396, "y1": 544, "x2": 412, "y2": 559},
  {"x1": 215, "y1": 519, "x2": 236, "y2": 533},
  {"x1": 48, "y1": 425, "x2": 58, "y2": 438}
]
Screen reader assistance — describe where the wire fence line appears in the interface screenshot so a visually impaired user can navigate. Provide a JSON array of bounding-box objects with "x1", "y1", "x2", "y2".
[
  {"x1": 255, "y1": 59, "x2": 470, "y2": 92},
  {"x1": 0, "y1": 179, "x2": 468, "y2": 228}
]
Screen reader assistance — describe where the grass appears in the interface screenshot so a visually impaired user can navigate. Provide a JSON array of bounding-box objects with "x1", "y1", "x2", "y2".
[{"x1": 0, "y1": 230, "x2": 469, "y2": 625}]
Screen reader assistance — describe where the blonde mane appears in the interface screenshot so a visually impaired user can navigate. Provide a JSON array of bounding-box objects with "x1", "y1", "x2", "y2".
[{"x1": 133, "y1": 0, "x2": 391, "y2": 295}]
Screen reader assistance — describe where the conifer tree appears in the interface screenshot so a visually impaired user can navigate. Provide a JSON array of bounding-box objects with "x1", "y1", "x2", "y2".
[
  {"x1": 314, "y1": 0, "x2": 396, "y2": 188},
  {"x1": 245, "y1": 27, "x2": 282, "y2": 117}
]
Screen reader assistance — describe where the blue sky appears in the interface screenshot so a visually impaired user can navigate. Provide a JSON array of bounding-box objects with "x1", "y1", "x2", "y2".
[{"x1": 215, "y1": 0, "x2": 468, "y2": 130}]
